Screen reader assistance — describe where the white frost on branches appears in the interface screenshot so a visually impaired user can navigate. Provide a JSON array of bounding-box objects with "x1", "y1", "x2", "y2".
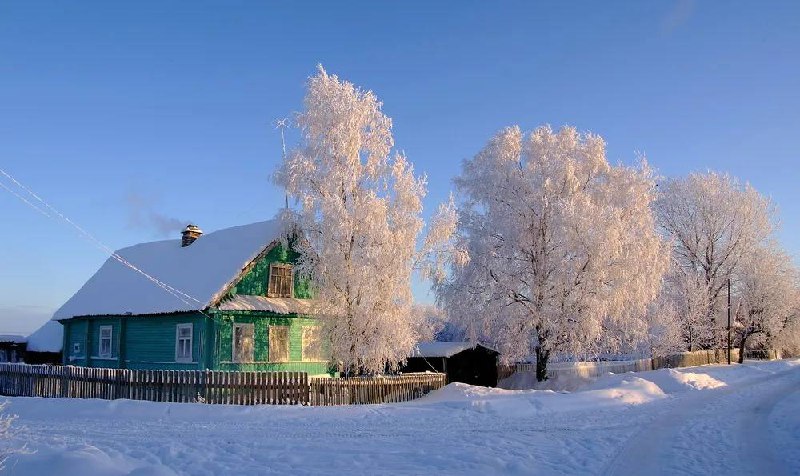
[
  {"x1": 654, "y1": 172, "x2": 777, "y2": 348},
  {"x1": 0, "y1": 401, "x2": 24, "y2": 470},
  {"x1": 275, "y1": 66, "x2": 454, "y2": 374},
  {"x1": 436, "y1": 125, "x2": 668, "y2": 380},
  {"x1": 732, "y1": 242, "x2": 799, "y2": 360}
]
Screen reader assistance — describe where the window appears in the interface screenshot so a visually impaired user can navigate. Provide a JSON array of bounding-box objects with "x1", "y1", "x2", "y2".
[
  {"x1": 268, "y1": 263, "x2": 293, "y2": 298},
  {"x1": 175, "y1": 324, "x2": 193, "y2": 363},
  {"x1": 99, "y1": 325, "x2": 112, "y2": 358},
  {"x1": 302, "y1": 326, "x2": 324, "y2": 362},
  {"x1": 73, "y1": 342, "x2": 81, "y2": 355},
  {"x1": 269, "y1": 326, "x2": 290, "y2": 362},
  {"x1": 0, "y1": 350, "x2": 6, "y2": 362},
  {"x1": 232, "y1": 323, "x2": 254, "y2": 362}
]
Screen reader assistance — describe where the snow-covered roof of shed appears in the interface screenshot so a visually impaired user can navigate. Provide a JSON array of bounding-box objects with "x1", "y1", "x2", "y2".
[
  {"x1": 52, "y1": 220, "x2": 284, "y2": 320},
  {"x1": 26, "y1": 321, "x2": 62, "y2": 352},
  {"x1": 0, "y1": 334, "x2": 27, "y2": 344},
  {"x1": 411, "y1": 342, "x2": 498, "y2": 358}
]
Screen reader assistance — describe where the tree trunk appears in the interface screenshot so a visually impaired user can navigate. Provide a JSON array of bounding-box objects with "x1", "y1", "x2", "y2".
[
  {"x1": 535, "y1": 347, "x2": 550, "y2": 382},
  {"x1": 737, "y1": 333, "x2": 747, "y2": 364}
]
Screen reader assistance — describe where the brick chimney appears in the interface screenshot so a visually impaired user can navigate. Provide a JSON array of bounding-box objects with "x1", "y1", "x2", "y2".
[{"x1": 181, "y1": 224, "x2": 203, "y2": 247}]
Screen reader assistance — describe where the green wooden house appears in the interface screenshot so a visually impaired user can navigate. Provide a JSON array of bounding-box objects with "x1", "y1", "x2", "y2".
[{"x1": 53, "y1": 220, "x2": 330, "y2": 374}]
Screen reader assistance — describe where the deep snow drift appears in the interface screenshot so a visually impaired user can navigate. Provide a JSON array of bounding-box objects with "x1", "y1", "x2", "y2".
[{"x1": 3, "y1": 360, "x2": 799, "y2": 475}]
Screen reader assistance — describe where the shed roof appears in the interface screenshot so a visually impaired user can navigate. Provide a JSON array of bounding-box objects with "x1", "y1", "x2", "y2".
[
  {"x1": 411, "y1": 341, "x2": 498, "y2": 358},
  {"x1": 26, "y1": 321, "x2": 62, "y2": 352},
  {"x1": 52, "y1": 220, "x2": 285, "y2": 320},
  {"x1": 0, "y1": 334, "x2": 27, "y2": 344}
]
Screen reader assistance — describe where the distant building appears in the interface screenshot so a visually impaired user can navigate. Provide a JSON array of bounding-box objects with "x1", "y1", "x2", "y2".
[
  {"x1": 0, "y1": 335, "x2": 26, "y2": 363},
  {"x1": 403, "y1": 342, "x2": 499, "y2": 387},
  {"x1": 52, "y1": 221, "x2": 330, "y2": 373}
]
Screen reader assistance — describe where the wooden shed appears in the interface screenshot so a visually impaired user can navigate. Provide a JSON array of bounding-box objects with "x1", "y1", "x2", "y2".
[
  {"x1": 403, "y1": 342, "x2": 499, "y2": 387},
  {"x1": 0, "y1": 335, "x2": 26, "y2": 363}
]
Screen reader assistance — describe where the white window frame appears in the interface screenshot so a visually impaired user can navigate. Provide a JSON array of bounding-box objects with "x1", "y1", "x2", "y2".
[
  {"x1": 301, "y1": 326, "x2": 324, "y2": 362},
  {"x1": 267, "y1": 263, "x2": 294, "y2": 298},
  {"x1": 73, "y1": 342, "x2": 81, "y2": 355},
  {"x1": 232, "y1": 323, "x2": 255, "y2": 363},
  {"x1": 269, "y1": 325, "x2": 290, "y2": 363},
  {"x1": 175, "y1": 323, "x2": 193, "y2": 363},
  {"x1": 98, "y1": 325, "x2": 113, "y2": 358}
]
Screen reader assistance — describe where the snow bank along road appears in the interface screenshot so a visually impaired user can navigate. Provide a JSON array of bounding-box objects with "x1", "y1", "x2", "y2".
[{"x1": 3, "y1": 359, "x2": 799, "y2": 475}]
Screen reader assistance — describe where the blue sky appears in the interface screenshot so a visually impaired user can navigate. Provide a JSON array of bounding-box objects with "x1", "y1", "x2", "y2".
[{"x1": 1, "y1": 1, "x2": 798, "y2": 334}]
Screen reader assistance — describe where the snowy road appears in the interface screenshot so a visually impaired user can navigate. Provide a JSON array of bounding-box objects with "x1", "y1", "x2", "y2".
[
  {"x1": 604, "y1": 364, "x2": 800, "y2": 475},
  {"x1": 4, "y1": 360, "x2": 799, "y2": 475}
]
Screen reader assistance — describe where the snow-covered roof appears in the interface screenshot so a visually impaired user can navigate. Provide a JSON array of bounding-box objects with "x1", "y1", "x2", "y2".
[
  {"x1": 411, "y1": 341, "x2": 498, "y2": 358},
  {"x1": 26, "y1": 321, "x2": 63, "y2": 352},
  {"x1": 217, "y1": 296, "x2": 312, "y2": 315},
  {"x1": 0, "y1": 334, "x2": 27, "y2": 344},
  {"x1": 52, "y1": 220, "x2": 284, "y2": 320}
]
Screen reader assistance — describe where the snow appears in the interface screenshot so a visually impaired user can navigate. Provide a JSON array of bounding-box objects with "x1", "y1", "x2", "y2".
[
  {"x1": 3, "y1": 359, "x2": 798, "y2": 475},
  {"x1": 411, "y1": 341, "x2": 494, "y2": 358},
  {"x1": 0, "y1": 335, "x2": 26, "y2": 344},
  {"x1": 52, "y1": 220, "x2": 283, "y2": 320},
  {"x1": 25, "y1": 321, "x2": 62, "y2": 352},
  {"x1": 217, "y1": 295, "x2": 311, "y2": 314}
]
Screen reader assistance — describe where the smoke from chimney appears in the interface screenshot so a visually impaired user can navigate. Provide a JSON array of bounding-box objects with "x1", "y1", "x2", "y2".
[{"x1": 126, "y1": 191, "x2": 189, "y2": 238}]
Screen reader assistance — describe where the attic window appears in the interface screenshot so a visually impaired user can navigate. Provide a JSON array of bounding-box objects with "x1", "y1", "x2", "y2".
[{"x1": 268, "y1": 263, "x2": 293, "y2": 298}]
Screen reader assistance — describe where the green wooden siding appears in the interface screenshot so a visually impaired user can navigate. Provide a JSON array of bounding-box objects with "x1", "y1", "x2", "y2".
[
  {"x1": 61, "y1": 313, "x2": 205, "y2": 370},
  {"x1": 123, "y1": 314, "x2": 206, "y2": 370},
  {"x1": 89, "y1": 318, "x2": 121, "y2": 366},
  {"x1": 215, "y1": 311, "x2": 328, "y2": 374},
  {"x1": 60, "y1": 311, "x2": 330, "y2": 374},
  {"x1": 227, "y1": 243, "x2": 312, "y2": 299},
  {"x1": 64, "y1": 319, "x2": 89, "y2": 366}
]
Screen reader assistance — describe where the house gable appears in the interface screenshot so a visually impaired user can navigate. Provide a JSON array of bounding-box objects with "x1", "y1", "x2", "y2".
[{"x1": 223, "y1": 242, "x2": 312, "y2": 301}]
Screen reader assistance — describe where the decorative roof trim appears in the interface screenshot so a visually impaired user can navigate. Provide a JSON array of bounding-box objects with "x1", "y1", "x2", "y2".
[{"x1": 205, "y1": 240, "x2": 280, "y2": 310}]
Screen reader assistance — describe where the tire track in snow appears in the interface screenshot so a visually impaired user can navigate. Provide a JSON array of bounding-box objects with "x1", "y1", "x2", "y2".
[{"x1": 603, "y1": 366, "x2": 800, "y2": 476}]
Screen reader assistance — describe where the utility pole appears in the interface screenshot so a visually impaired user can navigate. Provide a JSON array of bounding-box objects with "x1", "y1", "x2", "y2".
[{"x1": 727, "y1": 278, "x2": 731, "y2": 365}]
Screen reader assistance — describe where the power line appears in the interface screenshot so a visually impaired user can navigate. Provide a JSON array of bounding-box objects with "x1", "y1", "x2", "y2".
[{"x1": 0, "y1": 168, "x2": 203, "y2": 309}]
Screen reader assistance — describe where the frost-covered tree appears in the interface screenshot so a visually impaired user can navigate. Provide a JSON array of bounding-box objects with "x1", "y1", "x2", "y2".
[
  {"x1": 654, "y1": 172, "x2": 776, "y2": 348},
  {"x1": 663, "y1": 267, "x2": 715, "y2": 350},
  {"x1": 436, "y1": 125, "x2": 668, "y2": 381},
  {"x1": 775, "y1": 305, "x2": 800, "y2": 358},
  {"x1": 639, "y1": 294, "x2": 685, "y2": 357},
  {"x1": 732, "y1": 243, "x2": 799, "y2": 362},
  {"x1": 275, "y1": 66, "x2": 454, "y2": 374}
]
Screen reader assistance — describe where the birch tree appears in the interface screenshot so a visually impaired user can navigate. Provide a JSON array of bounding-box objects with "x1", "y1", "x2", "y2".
[
  {"x1": 663, "y1": 267, "x2": 715, "y2": 350},
  {"x1": 732, "y1": 242, "x2": 799, "y2": 362},
  {"x1": 437, "y1": 125, "x2": 668, "y2": 381},
  {"x1": 275, "y1": 66, "x2": 455, "y2": 374},
  {"x1": 654, "y1": 172, "x2": 776, "y2": 348}
]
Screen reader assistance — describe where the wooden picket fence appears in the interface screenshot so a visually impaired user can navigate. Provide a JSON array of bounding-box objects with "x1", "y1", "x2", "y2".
[
  {"x1": 309, "y1": 373, "x2": 447, "y2": 405},
  {"x1": 0, "y1": 364, "x2": 307, "y2": 405},
  {"x1": 0, "y1": 363, "x2": 445, "y2": 406}
]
